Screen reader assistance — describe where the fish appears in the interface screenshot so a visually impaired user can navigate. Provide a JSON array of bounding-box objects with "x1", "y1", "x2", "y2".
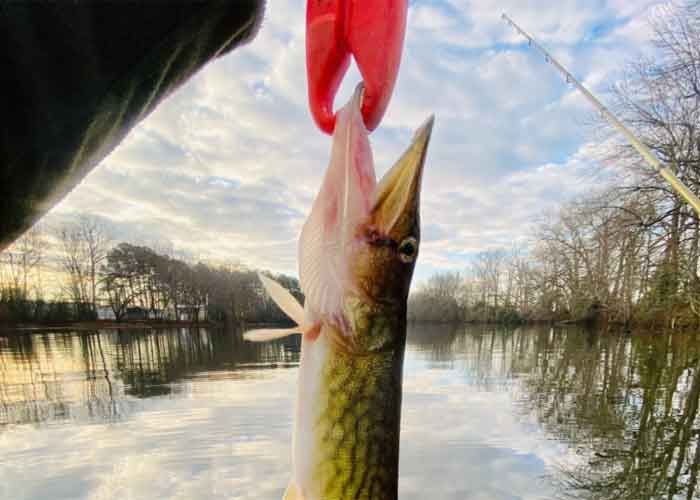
[{"x1": 245, "y1": 84, "x2": 433, "y2": 500}]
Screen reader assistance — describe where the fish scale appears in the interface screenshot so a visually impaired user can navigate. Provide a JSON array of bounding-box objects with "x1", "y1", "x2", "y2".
[
  {"x1": 306, "y1": 299, "x2": 406, "y2": 499},
  {"x1": 317, "y1": 336, "x2": 404, "y2": 499}
]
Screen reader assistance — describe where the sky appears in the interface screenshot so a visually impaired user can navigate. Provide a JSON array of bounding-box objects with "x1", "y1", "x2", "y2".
[{"x1": 46, "y1": 0, "x2": 665, "y2": 284}]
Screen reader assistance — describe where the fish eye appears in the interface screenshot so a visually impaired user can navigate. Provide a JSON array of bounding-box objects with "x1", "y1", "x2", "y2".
[{"x1": 398, "y1": 237, "x2": 418, "y2": 263}]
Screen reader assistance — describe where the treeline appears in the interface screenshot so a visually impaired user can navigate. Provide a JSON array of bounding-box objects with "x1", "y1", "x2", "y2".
[
  {"x1": 410, "y1": 2, "x2": 700, "y2": 329},
  {"x1": 0, "y1": 218, "x2": 301, "y2": 324},
  {"x1": 534, "y1": 1, "x2": 700, "y2": 328},
  {"x1": 408, "y1": 257, "x2": 534, "y2": 325},
  {"x1": 99, "y1": 242, "x2": 302, "y2": 323}
]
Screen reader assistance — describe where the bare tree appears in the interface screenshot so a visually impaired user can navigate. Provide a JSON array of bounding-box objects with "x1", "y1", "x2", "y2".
[
  {"x1": 58, "y1": 216, "x2": 111, "y2": 313},
  {"x1": 80, "y1": 216, "x2": 111, "y2": 312},
  {"x1": 0, "y1": 225, "x2": 47, "y2": 300},
  {"x1": 588, "y1": 1, "x2": 700, "y2": 325}
]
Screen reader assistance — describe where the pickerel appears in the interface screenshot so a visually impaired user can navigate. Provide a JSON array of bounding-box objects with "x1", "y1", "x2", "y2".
[{"x1": 245, "y1": 85, "x2": 433, "y2": 500}]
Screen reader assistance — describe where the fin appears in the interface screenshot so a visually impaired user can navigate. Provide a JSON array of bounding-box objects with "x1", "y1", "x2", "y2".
[
  {"x1": 243, "y1": 328, "x2": 300, "y2": 342},
  {"x1": 243, "y1": 323, "x2": 321, "y2": 342},
  {"x1": 283, "y1": 481, "x2": 303, "y2": 500},
  {"x1": 304, "y1": 322, "x2": 322, "y2": 341},
  {"x1": 258, "y1": 273, "x2": 305, "y2": 326},
  {"x1": 299, "y1": 84, "x2": 376, "y2": 325},
  {"x1": 244, "y1": 274, "x2": 318, "y2": 343}
]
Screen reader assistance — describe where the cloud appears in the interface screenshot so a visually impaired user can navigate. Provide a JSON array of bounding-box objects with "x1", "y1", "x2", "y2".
[
  {"x1": 0, "y1": 372, "x2": 296, "y2": 500},
  {"x1": 43, "y1": 0, "x2": 664, "y2": 283}
]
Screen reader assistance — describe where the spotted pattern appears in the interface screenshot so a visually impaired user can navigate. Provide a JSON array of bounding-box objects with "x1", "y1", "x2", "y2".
[{"x1": 314, "y1": 302, "x2": 405, "y2": 500}]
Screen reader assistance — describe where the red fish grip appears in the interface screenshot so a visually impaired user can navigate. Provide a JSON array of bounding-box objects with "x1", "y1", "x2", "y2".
[{"x1": 306, "y1": 0, "x2": 407, "y2": 134}]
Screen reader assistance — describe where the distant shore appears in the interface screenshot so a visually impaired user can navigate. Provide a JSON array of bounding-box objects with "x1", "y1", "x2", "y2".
[
  {"x1": 0, "y1": 319, "x2": 301, "y2": 334},
  {"x1": 0, "y1": 319, "x2": 220, "y2": 332},
  {"x1": 2, "y1": 317, "x2": 693, "y2": 335}
]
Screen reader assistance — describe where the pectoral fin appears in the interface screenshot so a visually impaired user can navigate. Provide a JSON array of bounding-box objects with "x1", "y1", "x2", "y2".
[
  {"x1": 258, "y1": 273, "x2": 305, "y2": 326},
  {"x1": 244, "y1": 274, "x2": 318, "y2": 343},
  {"x1": 243, "y1": 328, "x2": 301, "y2": 342}
]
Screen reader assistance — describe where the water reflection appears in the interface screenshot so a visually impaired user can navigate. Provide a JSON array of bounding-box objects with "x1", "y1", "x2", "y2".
[
  {"x1": 510, "y1": 328, "x2": 700, "y2": 500},
  {"x1": 0, "y1": 325, "x2": 699, "y2": 499},
  {"x1": 405, "y1": 324, "x2": 700, "y2": 499},
  {"x1": 0, "y1": 328, "x2": 300, "y2": 426}
]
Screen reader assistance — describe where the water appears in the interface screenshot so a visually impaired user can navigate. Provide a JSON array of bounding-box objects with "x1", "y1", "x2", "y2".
[{"x1": 1, "y1": 325, "x2": 699, "y2": 500}]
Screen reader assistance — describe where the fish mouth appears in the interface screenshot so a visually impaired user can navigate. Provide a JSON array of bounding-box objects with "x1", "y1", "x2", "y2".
[{"x1": 371, "y1": 115, "x2": 434, "y2": 235}]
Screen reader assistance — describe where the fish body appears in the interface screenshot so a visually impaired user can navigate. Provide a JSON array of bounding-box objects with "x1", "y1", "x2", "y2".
[
  {"x1": 246, "y1": 86, "x2": 433, "y2": 500},
  {"x1": 292, "y1": 299, "x2": 404, "y2": 499}
]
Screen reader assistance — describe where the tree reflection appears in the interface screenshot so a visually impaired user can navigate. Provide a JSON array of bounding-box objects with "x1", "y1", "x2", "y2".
[
  {"x1": 0, "y1": 327, "x2": 300, "y2": 426},
  {"x1": 509, "y1": 328, "x2": 700, "y2": 500},
  {"x1": 405, "y1": 325, "x2": 700, "y2": 499}
]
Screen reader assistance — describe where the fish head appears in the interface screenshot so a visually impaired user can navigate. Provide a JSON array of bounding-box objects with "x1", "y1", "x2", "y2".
[
  {"x1": 299, "y1": 85, "x2": 433, "y2": 346},
  {"x1": 352, "y1": 116, "x2": 434, "y2": 309}
]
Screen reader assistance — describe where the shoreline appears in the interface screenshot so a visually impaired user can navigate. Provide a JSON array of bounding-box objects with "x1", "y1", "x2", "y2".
[
  {"x1": 3, "y1": 319, "x2": 698, "y2": 335},
  {"x1": 0, "y1": 319, "x2": 296, "y2": 333},
  {"x1": 0, "y1": 319, "x2": 220, "y2": 333}
]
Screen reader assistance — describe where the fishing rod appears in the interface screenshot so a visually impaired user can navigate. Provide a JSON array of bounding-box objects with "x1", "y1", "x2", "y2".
[{"x1": 501, "y1": 13, "x2": 700, "y2": 217}]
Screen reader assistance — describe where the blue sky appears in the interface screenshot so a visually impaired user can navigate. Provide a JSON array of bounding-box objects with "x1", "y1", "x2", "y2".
[{"x1": 48, "y1": 0, "x2": 663, "y2": 284}]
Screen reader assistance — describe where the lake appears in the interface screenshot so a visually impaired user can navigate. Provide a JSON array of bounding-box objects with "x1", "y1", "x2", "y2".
[{"x1": 1, "y1": 324, "x2": 699, "y2": 499}]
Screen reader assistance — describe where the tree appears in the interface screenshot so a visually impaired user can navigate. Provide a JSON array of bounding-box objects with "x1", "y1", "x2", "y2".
[
  {"x1": 101, "y1": 243, "x2": 142, "y2": 320},
  {"x1": 0, "y1": 225, "x2": 46, "y2": 300},
  {"x1": 58, "y1": 216, "x2": 111, "y2": 314},
  {"x1": 595, "y1": 1, "x2": 700, "y2": 324}
]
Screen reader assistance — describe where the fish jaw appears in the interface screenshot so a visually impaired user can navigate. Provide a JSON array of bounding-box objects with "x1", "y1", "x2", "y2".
[
  {"x1": 372, "y1": 115, "x2": 434, "y2": 241},
  {"x1": 352, "y1": 114, "x2": 434, "y2": 314}
]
